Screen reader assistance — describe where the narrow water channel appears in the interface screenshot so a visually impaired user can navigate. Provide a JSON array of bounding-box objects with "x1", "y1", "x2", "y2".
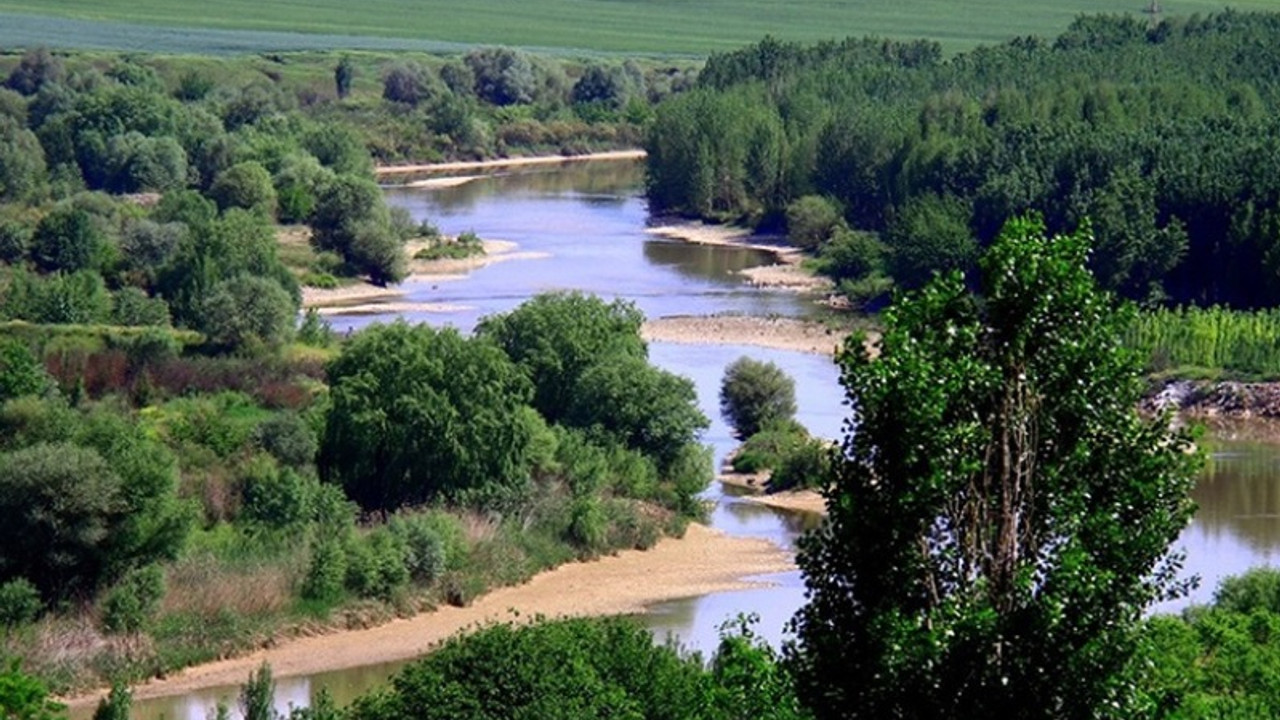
[{"x1": 109, "y1": 159, "x2": 1280, "y2": 720}]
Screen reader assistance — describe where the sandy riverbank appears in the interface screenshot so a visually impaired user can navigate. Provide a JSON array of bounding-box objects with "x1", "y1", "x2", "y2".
[
  {"x1": 377, "y1": 150, "x2": 647, "y2": 177},
  {"x1": 65, "y1": 523, "x2": 792, "y2": 707},
  {"x1": 642, "y1": 315, "x2": 846, "y2": 356},
  {"x1": 301, "y1": 239, "x2": 547, "y2": 311}
]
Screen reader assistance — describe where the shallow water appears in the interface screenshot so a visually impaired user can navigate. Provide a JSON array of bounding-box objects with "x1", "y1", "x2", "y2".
[{"x1": 105, "y1": 160, "x2": 1280, "y2": 720}]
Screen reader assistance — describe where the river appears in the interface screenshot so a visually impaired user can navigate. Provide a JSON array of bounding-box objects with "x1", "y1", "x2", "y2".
[{"x1": 110, "y1": 158, "x2": 1280, "y2": 720}]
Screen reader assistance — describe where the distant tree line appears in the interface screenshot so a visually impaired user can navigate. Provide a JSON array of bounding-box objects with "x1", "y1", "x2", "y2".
[{"x1": 646, "y1": 12, "x2": 1280, "y2": 309}]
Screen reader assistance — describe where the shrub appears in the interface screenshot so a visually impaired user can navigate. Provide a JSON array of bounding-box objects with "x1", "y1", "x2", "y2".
[
  {"x1": 0, "y1": 578, "x2": 41, "y2": 628},
  {"x1": 767, "y1": 437, "x2": 831, "y2": 492},
  {"x1": 100, "y1": 564, "x2": 165, "y2": 634},
  {"x1": 0, "y1": 340, "x2": 50, "y2": 402},
  {"x1": 240, "y1": 663, "x2": 278, "y2": 720},
  {"x1": 302, "y1": 537, "x2": 347, "y2": 604},
  {"x1": 388, "y1": 513, "x2": 447, "y2": 584},
  {"x1": 241, "y1": 461, "x2": 316, "y2": 529},
  {"x1": 344, "y1": 529, "x2": 409, "y2": 602},
  {"x1": 253, "y1": 413, "x2": 318, "y2": 469},
  {"x1": 786, "y1": 195, "x2": 844, "y2": 250},
  {"x1": 211, "y1": 162, "x2": 277, "y2": 218},
  {"x1": 730, "y1": 419, "x2": 808, "y2": 473},
  {"x1": 92, "y1": 683, "x2": 131, "y2": 720},
  {"x1": 720, "y1": 356, "x2": 797, "y2": 439}
]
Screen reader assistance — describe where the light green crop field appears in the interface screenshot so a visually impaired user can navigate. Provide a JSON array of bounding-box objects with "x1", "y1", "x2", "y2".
[{"x1": 0, "y1": 0, "x2": 1274, "y2": 56}]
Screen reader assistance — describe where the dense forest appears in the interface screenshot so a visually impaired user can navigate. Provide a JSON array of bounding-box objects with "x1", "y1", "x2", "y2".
[{"x1": 646, "y1": 11, "x2": 1280, "y2": 309}]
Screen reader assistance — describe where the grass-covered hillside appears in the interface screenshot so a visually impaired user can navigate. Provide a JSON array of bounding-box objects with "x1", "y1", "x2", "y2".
[{"x1": 1, "y1": 0, "x2": 1277, "y2": 55}]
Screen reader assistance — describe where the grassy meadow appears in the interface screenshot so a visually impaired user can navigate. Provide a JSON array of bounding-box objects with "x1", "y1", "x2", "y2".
[{"x1": 1, "y1": 0, "x2": 1277, "y2": 55}]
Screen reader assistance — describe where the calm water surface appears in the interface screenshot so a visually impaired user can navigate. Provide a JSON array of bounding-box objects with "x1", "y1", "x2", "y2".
[{"x1": 108, "y1": 160, "x2": 1280, "y2": 720}]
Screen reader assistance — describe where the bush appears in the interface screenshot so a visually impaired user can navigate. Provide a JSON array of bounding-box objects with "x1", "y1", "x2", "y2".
[
  {"x1": 240, "y1": 663, "x2": 278, "y2": 720},
  {"x1": 730, "y1": 419, "x2": 807, "y2": 473},
  {"x1": 0, "y1": 578, "x2": 41, "y2": 628},
  {"x1": 302, "y1": 537, "x2": 347, "y2": 604},
  {"x1": 767, "y1": 438, "x2": 831, "y2": 492},
  {"x1": 211, "y1": 162, "x2": 277, "y2": 218},
  {"x1": 100, "y1": 564, "x2": 165, "y2": 634},
  {"x1": 720, "y1": 356, "x2": 797, "y2": 439},
  {"x1": 388, "y1": 513, "x2": 447, "y2": 583},
  {"x1": 786, "y1": 195, "x2": 844, "y2": 250},
  {"x1": 345, "y1": 529, "x2": 409, "y2": 602},
  {"x1": 347, "y1": 617, "x2": 713, "y2": 720},
  {"x1": 241, "y1": 461, "x2": 316, "y2": 529},
  {"x1": 92, "y1": 683, "x2": 131, "y2": 720},
  {"x1": 0, "y1": 340, "x2": 50, "y2": 402},
  {"x1": 0, "y1": 659, "x2": 64, "y2": 720},
  {"x1": 253, "y1": 413, "x2": 318, "y2": 469}
]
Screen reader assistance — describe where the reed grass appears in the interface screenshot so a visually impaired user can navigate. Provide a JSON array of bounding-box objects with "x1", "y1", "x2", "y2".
[{"x1": 1125, "y1": 306, "x2": 1280, "y2": 380}]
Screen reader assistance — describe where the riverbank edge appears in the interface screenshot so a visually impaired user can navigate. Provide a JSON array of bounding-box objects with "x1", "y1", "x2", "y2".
[
  {"x1": 375, "y1": 149, "x2": 647, "y2": 177},
  {"x1": 1147, "y1": 379, "x2": 1280, "y2": 421},
  {"x1": 62, "y1": 523, "x2": 793, "y2": 709}
]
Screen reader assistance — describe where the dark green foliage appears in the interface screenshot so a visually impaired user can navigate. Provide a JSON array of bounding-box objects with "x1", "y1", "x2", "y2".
[
  {"x1": 0, "y1": 443, "x2": 124, "y2": 600},
  {"x1": 320, "y1": 321, "x2": 535, "y2": 511},
  {"x1": 1214, "y1": 568, "x2": 1280, "y2": 615},
  {"x1": 1, "y1": 269, "x2": 113, "y2": 325},
  {"x1": 200, "y1": 275, "x2": 296, "y2": 352},
  {"x1": 0, "y1": 341, "x2": 50, "y2": 403},
  {"x1": 103, "y1": 131, "x2": 187, "y2": 193},
  {"x1": 344, "y1": 528, "x2": 409, "y2": 601},
  {"x1": 885, "y1": 193, "x2": 978, "y2": 290},
  {"x1": 387, "y1": 513, "x2": 447, "y2": 584},
  {"x1": 476, "y1": 291, "x2": 645, "y2": 423},
  {"x1": 710, "y1": 615, "x2": 809, "y2": 720},
  {"x1": 648, "y1": 18, "x2": 1280, "y2": 307},
  {"x1": 719, "y1": 356, "x2": 797, "y2": 439},
  {"x1": 301, "y1": 537, "x2": 347, "y2": 604},
  {"x1": 31, "y1": 206, "x2": 104, "y2": 274},
  {"x1": 786, "y1": 195, "x2": 844, "y2": 250},
  {"x1": 5, "y1": 48, "x2": 64, "y2": 96},
  {"x1": 240, "y1": 663, "x2": 278, "y2": 720},
  {"x1": 240, "y1": 461, "x2": 317, "y2": 529},
  {"x1": 348, "y1": 617, "x2": 712, "y2": 720},
  {"x1": 730, "y1": 419, "x2": 808, "y2": 473},
  {"x1": 381, "y1": 62, "x2": 437, "y2": 106},
  {"x1": 0, "y1": 217, "x2": 33, "y2": 264},
  {"x1": 0, "y1": 659, "x2": 64, "y2": 720},
  {"x1": 464, "y1": 47, "x2": 538, "y2": 106},
  {"x1": 210, "y1": 162, "x2": 277, "y2": 218},
  {"x1": 309, "y1": 175, "x2": 406, "y2": 285},
  {"x1": 0, "y1": 117, "x2": 47, "y2": 203},
  {"x1": 789, "y1": 217, "x2": 1200, "y2": 718},
  {"x1": 111, "y1": 287, "x2": 171, "y2": 327},
  {"x1": 252, "y1": 413, "x2": 317, "y2": 469},
  {"x1": 93, "y1": 683, "x2": 131, "y2": 720},
  {"x1": 100, "y1": 564, "x2": 165, "y2": 633},
  {"x1": 571, "y1": 63, "x2": 642, "y2": 110},
  {"x1": 566, "y1": 353, "x2": 709, "y2": 472},
  {"x1": 0, "y1": 578, "x2": 41, "y2": 628},
  {"x1": 334, "y1": 57, "x2": 354, "y2": 100},
  {"x1": 766, "y1": 437, "x2": 829, "y2": 492}
]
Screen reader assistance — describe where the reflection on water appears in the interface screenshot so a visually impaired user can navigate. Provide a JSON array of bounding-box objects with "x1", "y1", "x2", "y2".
[
  {"x1": 391, "y1": 160, "x2": 646, "y2": 213},
  {"x1": 642, "y1": 240, "x2": 778, "y2": 284},
  {"x1": 1173, "y1": 434, "x2": 1280, "y2": 608}
]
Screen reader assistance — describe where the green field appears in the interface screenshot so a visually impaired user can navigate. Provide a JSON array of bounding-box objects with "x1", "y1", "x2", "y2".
[{"x1": 0, "y1": 0, "x2": 1275, "y2": 56}]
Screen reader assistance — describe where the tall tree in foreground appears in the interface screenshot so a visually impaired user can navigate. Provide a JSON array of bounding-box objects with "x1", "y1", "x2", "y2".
[{"x1": 789, "y1": 216, "x2": 1200, "y2": 719}]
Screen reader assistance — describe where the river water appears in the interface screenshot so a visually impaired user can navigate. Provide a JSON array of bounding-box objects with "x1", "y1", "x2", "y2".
[{"x1": 112, "y1": 159, "x2": 1280, "y2": 720}]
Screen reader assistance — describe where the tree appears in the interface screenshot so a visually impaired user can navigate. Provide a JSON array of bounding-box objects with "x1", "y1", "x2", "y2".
[
  {"x1": 786, "y1": 195, "x2": 845, "y2": 251},
  {"x1": 0, "y1": 659, "x2": 64, "y2": 720},
  {"x1": 200, "y1": 275, "x2": 296, "y2": 352},
  {"x1": 310, "y1": 174, "x2": 406, "y2": 285},
  {"x1": 334, "y1": 56, "x2": 355, "y2": 100},
  {"x1": 719, "y1": 356, "x2": 797, "y2": 439},
  {"x1": 319, "y1": 321, "x2": 535, "y2": 511},
  {"x1": 210, "y1": 161, "x2": 278, "y2": 218},
  {"x1": 0, "y1": 341, "x2": 50, "y2": 404},
  {"x1": 5, "y1": 48, "x2": 64, "y2": 96},
  {"x1": 788, "y1": 217, "x2": 1200, "y2": 719},
  {"x1": 566, "y1": 354, "x2": 708, "y2": 472},
  {"x1": 464, "y1": 47, "x2": 538, "y2": 106},
  {"x1": 476, "y1": 292, "x2": 646, "y2": 423},
  {"x1": 0, "y1": 117, "x2": 47, "y2": 203},
  {"x1": 32, "y1": 206, "x2": 105, "y2": 274},
  {"x1": 382, "y1": 62, "x2": 437, "y2": 106}
]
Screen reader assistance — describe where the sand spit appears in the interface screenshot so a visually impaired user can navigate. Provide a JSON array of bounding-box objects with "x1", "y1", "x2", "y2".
[
  {"x1": 642, "y1": 315, "x2": 845, "y2": 356},
  {"x1": 377, "y1": 150, "x2": 647, "y2": 177}
]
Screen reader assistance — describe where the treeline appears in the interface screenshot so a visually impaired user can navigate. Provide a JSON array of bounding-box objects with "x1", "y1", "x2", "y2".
[
  {"x1": 646, "y1": 12, "x2": 1280, "y2": 308},
  {"x1": 0, "y1": 292, "x2": 712, "y2": 692}
]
